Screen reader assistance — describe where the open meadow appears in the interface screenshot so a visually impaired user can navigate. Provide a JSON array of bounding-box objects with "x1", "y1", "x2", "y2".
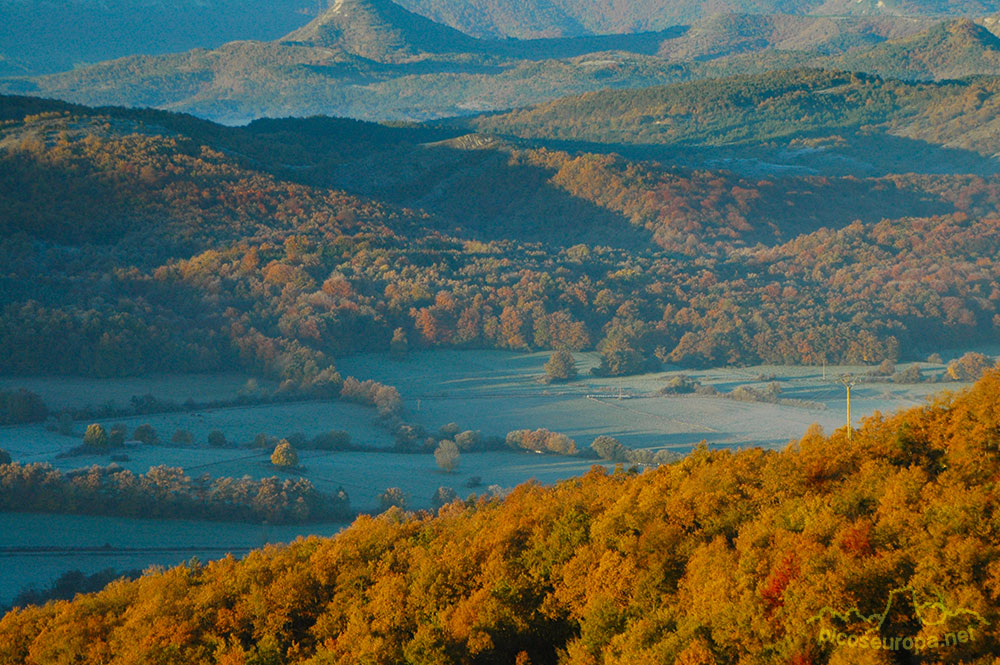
[
  {"x1": 338, "y1": 349, "x2": 973, "y2": 450},
  {"x1": 0, "y1": 512, "x2": 347, "y2": 608}
]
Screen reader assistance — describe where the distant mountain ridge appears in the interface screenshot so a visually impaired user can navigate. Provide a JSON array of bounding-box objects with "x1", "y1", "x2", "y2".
[
  {"x1": 4, "y1": 0, "x2": 1000, "y2": 124},
  {"x1": 2, "y1": 0, "x2": 996, "y2": 75},
  {"x1": 396, "y1": 0, "x2": 998, "y2": 38},
  {"x1": 657, "y1": 13, "x2": 936, "y2": 61},
  {"x1": 834, "y1": 17, "x2": 1000, "y2": 78},
  {"x1": 281, "y1": 0, "x2": 483, "y2": 61}
]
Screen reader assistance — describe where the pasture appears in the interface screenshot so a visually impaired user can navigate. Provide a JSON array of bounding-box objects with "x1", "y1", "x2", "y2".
[{"x1": 0, "y1": 512, "x2": 347, "y2": 608}]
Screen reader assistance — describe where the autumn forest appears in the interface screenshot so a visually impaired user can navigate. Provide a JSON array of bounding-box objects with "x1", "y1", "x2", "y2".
[{"x1": 3, "y1": 0, "x2": 1000, "y2": 662}]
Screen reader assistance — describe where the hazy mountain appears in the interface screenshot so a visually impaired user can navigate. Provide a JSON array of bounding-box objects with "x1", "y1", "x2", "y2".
[
  {"x1": 399, "y1": 0, "x2": 587, "y2": 38},
  {"x1": 0, "y1": 0, "x2": 319, "y2": 75},
  {"x1": 4, "y1": 0, "x2": 1000, "y2": 124},
  {"x1": 657, "y1": 13, "x2": 936, "y2": 61},
  {"x1": 981, "y1": 14, "x2": 1000, "y2": 37},
  {"x1": 279, "y1": 0, "x2": 680, "y2": 62},
  {"x1": 281, "y1": 0, "x2": 484, "y2": 61},
  {"x1": 0, "y1": 0, "x2": 696, "y2": 123},
  {"x1": 3, "y1": 0, "x2": 995, "y2": 76},
  {"x1": 833, "y1": 17, "x2": 1000, "y2": 78},
  {"x1": 397, "y1": 0, "x2": 997, "y2": 38}
]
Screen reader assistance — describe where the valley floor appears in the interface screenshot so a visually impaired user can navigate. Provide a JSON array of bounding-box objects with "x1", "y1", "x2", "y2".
[{"x1": 0, "y1": 347, "x2": 989, "y2": 607}]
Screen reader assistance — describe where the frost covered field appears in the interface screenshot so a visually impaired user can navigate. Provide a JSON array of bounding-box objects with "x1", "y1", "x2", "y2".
[
  {"x1": 0, "y1": 373, "x2": 263, "y2": 411},
  {"x1": 0, "y1": 513, "x2": 347, "y2": 607},
  {"x1": 338, "y1": 350, "x2": 969, "y2": 450}
]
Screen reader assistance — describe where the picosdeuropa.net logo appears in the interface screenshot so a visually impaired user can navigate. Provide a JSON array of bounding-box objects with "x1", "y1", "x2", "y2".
[{"x1": 807, "y1": 586, "x2": 987, "y2": 655}]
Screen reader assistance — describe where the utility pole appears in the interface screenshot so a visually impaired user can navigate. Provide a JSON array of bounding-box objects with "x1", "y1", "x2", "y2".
[{"x1": 839, "y1": 375, "x2": 857, "y2": 440}]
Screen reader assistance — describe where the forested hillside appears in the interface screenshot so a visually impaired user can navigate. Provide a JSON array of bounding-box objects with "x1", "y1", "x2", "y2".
[
  {"x1": 2, "y1": 95, "x2": 1000, "y2": 379},
  {"x1": 655, "y1": 13, "x2": 935, "y2": 61},
  {"x1": 3, "y1": 370, "x2": 1000, "y2": 663},
  {"x1": 833, "y1": 18, "x2": 1000, "y2": 79},
  {"x1": 469, "y1": 68, "x2": 1000, "y2": 159}
]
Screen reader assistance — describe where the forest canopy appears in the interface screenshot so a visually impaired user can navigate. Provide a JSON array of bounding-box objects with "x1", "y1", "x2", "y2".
[{"x1": 2, "y1": 94, "x2": 1000, "y2": 381}]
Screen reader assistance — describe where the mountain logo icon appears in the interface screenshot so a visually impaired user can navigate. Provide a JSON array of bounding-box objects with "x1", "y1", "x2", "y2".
[{"x1": 807, "y1": 586, "x2": 987, "y2": 654}]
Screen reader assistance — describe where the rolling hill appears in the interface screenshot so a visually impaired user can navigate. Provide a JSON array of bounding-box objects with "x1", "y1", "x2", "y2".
[
  {"x1": 280, "y1": 0, "x2": 484, "y2": 61},
  {"x1": 833, "y1": 17, "x2": 1000, "y2": 79},
  {"x1": 656, "y1": 13, "x2": 936, "y2": 61},
  {"x1": 466, "y1": 68, "x2": 1000, "y2": 171}
]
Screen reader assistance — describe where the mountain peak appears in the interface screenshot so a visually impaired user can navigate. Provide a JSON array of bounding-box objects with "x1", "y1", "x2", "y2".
[
  {"x1": 834, "y1": 16, "x2": 1000, "y2": 80},
  {"x1": 281, "y1": 0, "x2": 482, "y2": 62},
  {"x1": 945, "y1": 17, "x2": 1000, "y2": 46}
]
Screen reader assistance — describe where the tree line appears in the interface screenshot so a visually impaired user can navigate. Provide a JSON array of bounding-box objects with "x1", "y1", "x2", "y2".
[{"x1": 0, "y1": 462, "x2": 351, "y2": 524}]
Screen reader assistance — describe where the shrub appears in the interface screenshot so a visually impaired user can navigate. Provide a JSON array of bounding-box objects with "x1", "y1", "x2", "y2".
[
  {"x1": 947, "y1": 352, "x2": 995, "y2": 382},
  {"x1": 659, "y1": 375, "x2": 698, "y2": 395},
  {"x1": 373, "y1": 386, "x2": 402, "y2": 417},
  {"x1": 378, "y1": 487, "x2": 407, "y2": 511},
  {"x1": 544, "y1": 349, "x2": 577, "y2": 382},
  {"x1": 57, "y1": 412, "x2": 74, "y2": 436},
  {"x1": 108, "y1": 424, "x2": 127, "y2": 447},
  {"x1": 431, "y1": 486, "x2": 458, "y2": 511},
  {"x1": 253, "y1": 433, "x2": 277, "y2": 449},
  {"x1": 434, "y1": 440, "x2": 460, "y2": 472},
  {"x1": 0, "y1": 389, "x2": 48, "y2": 425},
  {"x1": 271, "y1": 440, "x2": 299, "y2": 468},
  {"x1": 132, "y1": 424, "x2": 158, "y2": 445},
  {"x1": 390, "y1": 328, "x2": 409, "y2": 359},
  {"x1": 454, "y1": 430, "x2": 482, "y2": 451},
  {"x1": 591, "y1": 349, "x2": 649, "y2": 377},
  {"x1": 439, "y1": 422, "x2": 461, "y2": 438},
  {"x1": 310, "y1": 430, "x2": 351, "y2": 450},
  {"x1": 892, "y1": 365, "x2": 924, "y2": 384},
  {"x1": 507, "y1": 428, "x2": 578, "y2": 455},
  {"x1": 83, "y1": 424, "x2": 108, "y2": 448},
  {"x1": 172, "y1": 430, "x2": 194, "y2": 445},
  {"x1": 591, "y1": 435, "x2": 627, "y2": 461}
]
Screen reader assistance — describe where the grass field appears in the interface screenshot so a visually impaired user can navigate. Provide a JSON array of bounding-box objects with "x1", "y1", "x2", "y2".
[
  {"x1": 0, "y1": 373, "x2": 265, "y2": 410},
  {"x1": 338, "y1": 350, "x2": 968, "y2": 450},
  {"x1": 1, "y1": 400, "x2": 396, "y2": 465},
  {"x1": 0, "y1": 512, "x2": 347, "y2": 608}
]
